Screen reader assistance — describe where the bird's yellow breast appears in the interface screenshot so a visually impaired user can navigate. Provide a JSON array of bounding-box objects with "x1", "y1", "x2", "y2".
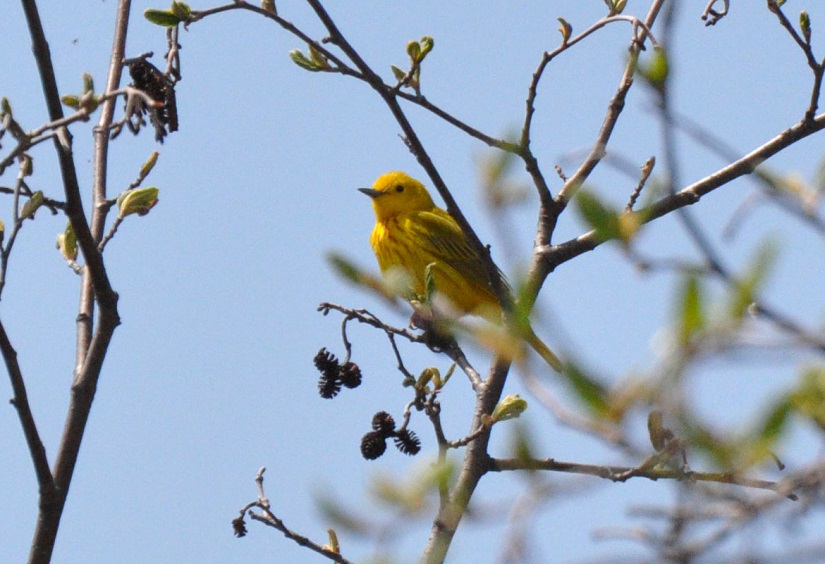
[{"x1": 370, "y1": 213, "x2": 499, "y2": 316}]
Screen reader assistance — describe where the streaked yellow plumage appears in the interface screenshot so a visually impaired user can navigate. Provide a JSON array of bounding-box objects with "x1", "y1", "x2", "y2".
[{"x1": 360, "y1": 171, "x2": 562, "y2": 372}]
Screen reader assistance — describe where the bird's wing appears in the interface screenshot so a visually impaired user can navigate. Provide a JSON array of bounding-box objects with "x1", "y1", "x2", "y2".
[{"x1": 408, "y1": 210, "x2": 503, "y2": 292}]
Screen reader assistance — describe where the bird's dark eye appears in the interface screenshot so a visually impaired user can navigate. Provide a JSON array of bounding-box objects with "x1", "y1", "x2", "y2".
[{"x1": 395, "y1": 185, "x2": 404, "y2": 193}]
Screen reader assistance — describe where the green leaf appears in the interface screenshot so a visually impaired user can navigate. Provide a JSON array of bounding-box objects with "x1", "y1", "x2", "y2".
[
  {"x1": 143, "y1": 8, "x2": 181, "y2": 27},
  {"x1": 1, "y1": 97, "x2": 12, "y2": 117},
  {"x1": 678, "y1": 275, "x2": 705, "y2": 344}
]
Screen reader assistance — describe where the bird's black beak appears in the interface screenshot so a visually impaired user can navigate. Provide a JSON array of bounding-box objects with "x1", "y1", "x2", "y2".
[{"x1": 358, "y1": 187, "x2": 384, "y2": 199}]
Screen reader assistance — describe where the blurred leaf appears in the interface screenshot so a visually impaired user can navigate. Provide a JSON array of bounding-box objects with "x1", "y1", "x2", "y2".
[
  {"x1": 728, "y1": 240, "x2": 778, "y2": 320},
  {"x1": 565, "y1": 362, "x2": 610, "y2": 418},
  {"x1": 683, "y1": 422, "x2": 734, "y2": 469},
  {"x1": 758, "y1": 397, "x2": 792, "y2": 443},
  {"x1": 638, "y1": 48, "x2": 669, "y2": 92},
  {"x1": 814, "y1": 154, "x2": 825, "y2": 192},
  {"x1": 789, "y1": 366, "x2": 825, "y2": 431},
  {"x1": 576, "y1": 190, "x2": 622, "y2": 243},
  {"x1": 314, "y1": 493, "x2": 370, "y2": 535},
  {"x1": 424, "y1": 261, "x2": 437, "y2": 304},
  {"x1": 510, "y1": 422, "x2": 537, "y2": 466},
  {"x1": 326, "y1": 252, "x2": 397, "y2": 302},
  {"x1": 647, "y1": 410, "x2": 673, "y2": 452},
  {"x1": 371, "y1": 460, "x2": 454, "y2": 515},
  {"x1": 678, "y1": 275, "x2": 705, "y2": 345}
]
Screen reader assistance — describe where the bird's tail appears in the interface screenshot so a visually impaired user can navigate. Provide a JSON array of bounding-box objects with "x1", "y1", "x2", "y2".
[{"x1": 525, "y1": 327, "x2": 563, "y2": 372}]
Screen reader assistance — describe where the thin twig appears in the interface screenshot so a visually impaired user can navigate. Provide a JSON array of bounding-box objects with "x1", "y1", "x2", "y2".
[{"x1": 236, "y1": 468, "x2": 355, "y2": 563}]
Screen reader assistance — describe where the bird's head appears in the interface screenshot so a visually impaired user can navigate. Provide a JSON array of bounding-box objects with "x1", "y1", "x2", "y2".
[{"x1": 359, "y1": 171, "x2": 436, "y2": 220}]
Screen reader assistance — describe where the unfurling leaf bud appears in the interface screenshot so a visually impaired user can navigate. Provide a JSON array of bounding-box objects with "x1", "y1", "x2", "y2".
[
  {"x1": 19, "y1": 154, "x2": 33, "y2": 177},
  {"x1": 61, "y1": 95, "x2": 80, "y2": 109},
  {"x1": 490, "y1": 394, "x2": 528, "y2": 424},
  {"x1": 557, "y1": 17, "x2": 572, "y2": 44},
  {"x1": 140, "y1": 151, "x2": 160, "y2": 178},
  {"x1": 406, "y1": 40, "x2": 421, "y2": 61},
  {"x1": 418, "y1": 36, "x2": 434, "y2": 58},
  {"x1": 289, "y1": 48, "x2": 329, "y2": 72},
  {"x1": 20, "y1": 191, "x2": 44, "y2": 220},
  {"x1": 308, "y1": 45, "x2": 330, "y2": 70},
  {"x1": 800, "y1": 11, "x2": 812, "y2": 44},
  {"x1": 117, "y1": 187, "x2": 159, "y2": 217},
  {"x1": 56, "y1": 221, "x2": 78, "y2": 261},
  {"x1": 82, "y1": 72, "x2": 95, "y2": 94},
  {"x1": 170, "y1": 1, "x2": 191, "y2": 22},
  {"x1": 390, "y1": 65, "x2": 407, "y2": 82},
  {"x1": 323, "y1": 529, "x2": 340, "y2": 554},
  {"x1": 144, "y1": 8, "x2": 182, "y2": 27}
]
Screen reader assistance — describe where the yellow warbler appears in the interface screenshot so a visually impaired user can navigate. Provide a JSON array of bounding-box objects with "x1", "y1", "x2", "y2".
[{"x1": 359, "y1": 171, "x2": 562, "y2": 372}]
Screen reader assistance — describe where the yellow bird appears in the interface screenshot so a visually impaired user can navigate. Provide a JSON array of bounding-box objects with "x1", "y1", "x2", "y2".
[{"x1": 359, "y1": 171, "x2": 562, "y2": 372}]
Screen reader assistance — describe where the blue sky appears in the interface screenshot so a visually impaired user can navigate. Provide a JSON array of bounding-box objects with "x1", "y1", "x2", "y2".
[{"x1": 2, "y1": 1, "x2": 825, "y2": 562}]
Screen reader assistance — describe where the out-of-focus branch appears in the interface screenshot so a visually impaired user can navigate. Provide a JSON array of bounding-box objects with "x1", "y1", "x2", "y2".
[{"x1": 489, "y1": 457, "x2": 796, "y2": 499}]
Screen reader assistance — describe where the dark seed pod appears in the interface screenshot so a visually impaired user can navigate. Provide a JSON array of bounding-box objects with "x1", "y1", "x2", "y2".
[{"x1": 360, "y1": 431, "x2": 387, "y2": 460}]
